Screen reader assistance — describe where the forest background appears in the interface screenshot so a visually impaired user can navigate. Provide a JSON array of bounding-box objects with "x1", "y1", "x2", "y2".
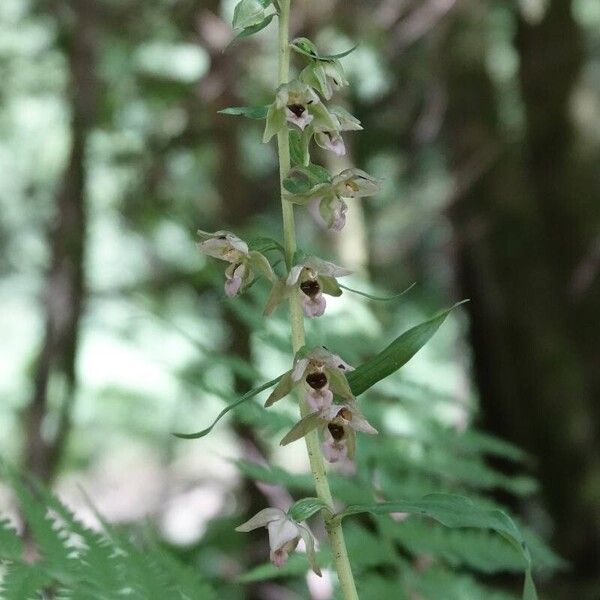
[{"x1": 1, "y1": 0, "x2": 599, "y2": 598}]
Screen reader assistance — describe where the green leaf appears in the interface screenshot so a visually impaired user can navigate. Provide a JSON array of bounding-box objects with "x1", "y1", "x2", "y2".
[
  {"x1": 218, "y1": 105, "x2": 269, "y2": 119},
  {"x1": 288, "y1": 497, "x2": 331, "y2": 522},
  {"x1": 173, "y1": 375, "x2": 282, "y2": 439},
  {"x1": 339, "y1": 281, "x2": 415, "y2": 302},
  {"x1": 335, "y1": 493, "x2": 536, "y2": 600},
  {"x1": 347, "y1": 301, "x2": 468, "y2": 397},
  {"x1": 233, "y1": 0, "x2": 267, "y2": 30},
  {"x1": 234, "y1": 13, "x2": 274, "y2": 39}
]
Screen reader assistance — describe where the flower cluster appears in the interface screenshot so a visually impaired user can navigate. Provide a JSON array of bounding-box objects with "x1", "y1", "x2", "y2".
[{"x1": 266, "y1": 347, "x2": 378, "y2": 463}]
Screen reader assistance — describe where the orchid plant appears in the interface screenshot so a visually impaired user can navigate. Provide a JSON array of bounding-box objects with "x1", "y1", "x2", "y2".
[{"x1": 179, "y1": 2, "x2": 541, "y2": 598}]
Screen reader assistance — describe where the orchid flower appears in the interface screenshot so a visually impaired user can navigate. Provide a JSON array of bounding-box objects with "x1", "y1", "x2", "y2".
[
  {"x1": 313, "y1": 106, "x2": 363, "y2": 157},
  {"x1": 288, "y1": 256, "x2": 351, "y2": 317},
  {"x1": 236, "y1": 508, "x2": 320, "y2": 575},
  {"x1": 279, "y1": 402, "x2": 378, "y2": 463},
  {"x1": 291, "y1": 37, "x2": 350, "y2": 101},
  {"x1": 286, "y1": 168, "x2": 380, "y2": 231},
  {"x1": 264, "y1": 346, "x2": 354, "y2": 408},
  {"x1": 263, "y1": 80, "x2": 338, "y2": 142},
  {"x1": 197, "y1": 230, "x2": 274, "y2": 297}
]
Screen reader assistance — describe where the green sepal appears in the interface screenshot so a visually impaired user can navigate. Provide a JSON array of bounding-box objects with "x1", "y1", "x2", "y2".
[
  {"x1": 218, "y1": 105, "x2": 269, "y2": 119},
  {"x1": 263, "y1": 279, "x2": 290, "y2": 316},
  {"x1": 288, "y1": 497, "x2": 331, "y2": 522},
  {"x1": 319, "y1": 275, "x2": 342, "y2": 297},
  {"x1": 173, "y1": 375, "x2": 282, "y2": 439},
  {"x1": 334, "y1": 492, "x2": 536, "y2": 600},
  {"x1": 247, "y1": 251, "x2": 275, "y2": 281},
  {"x1": 325, "y1": 366, "x2": 354, "y2": 400},
  {"x1": 280, "y1": 412, "x2": 324, "y2": 446},
  {"x1": 346, "y1": 301, "x2": 468, "y2": 397},
  {"x1": 262, "y1": 103, "x2": 285, "y2": 142},
  {"x1": 318, "y1": 195, "x2": 335, "y2": 227},
  {"x1": 300, "y1": 63, "x2": 330, "y2": 99},
  {"x1": 308, "y1": 102, "x2": 338, "y2": 131},
  {"x1": 264, "y1": 370, "x2": 295, "y2": 407},
  {"x1": 292, "y1": 248, "x2": 308, "y2": 267}
]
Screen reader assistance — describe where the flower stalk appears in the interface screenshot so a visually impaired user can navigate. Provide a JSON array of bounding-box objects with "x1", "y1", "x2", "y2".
[{"x1": 275, "y1": 1, "x2": 359, "y2": 598}]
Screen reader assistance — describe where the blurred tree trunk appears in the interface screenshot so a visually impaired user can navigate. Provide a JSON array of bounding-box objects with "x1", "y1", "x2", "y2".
[
  {"x1": 23, "y1": 1, "x2": 98, "y2": 483},
  {"x1": 442, "y1": 1, "x2": 600, "y2": 594}
]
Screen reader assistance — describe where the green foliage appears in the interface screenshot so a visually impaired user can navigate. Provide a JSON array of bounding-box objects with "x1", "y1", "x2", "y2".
[
  {"x1": 335, "y1": 493, "x2": 536, "y2": 599},
  {"x1": 0, "y1": 469, "x2": 215, "y2": 600},
  {"x1": 218, "y1": 105, "x2": 269, "y2": 119},
  {"x1": 347, "y1": 301, "x2": 468, "y2": 396}
]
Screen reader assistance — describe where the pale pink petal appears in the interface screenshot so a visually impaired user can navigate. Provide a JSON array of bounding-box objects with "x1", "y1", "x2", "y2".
[
  {"x1": 301, "y1": 293, "x2": 326, "y2": 317},
  {"x1": 292, "y1": 358, "x2": 310, "y2": 382},
  {"x1": 285, "y1": 109, "x2": 314, "y2": 131},
  {"x1": 305, "y1": 387, "x2": 333, "y2": 411}
]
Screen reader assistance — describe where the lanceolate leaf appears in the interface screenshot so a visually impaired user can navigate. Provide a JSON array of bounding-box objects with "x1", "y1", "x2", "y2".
[
  {"x1": 335, "y1": 493, "x2": 536, "y2": 600},
  {"x1": 218, "y1": 105, "x2": 270, "y2": 119},
  {"x1": 347, "y1": 301, "x2": 468, "y2": 397},
  {"x1": 173, "y1": 375, "x2": 282, "y2": 439}
]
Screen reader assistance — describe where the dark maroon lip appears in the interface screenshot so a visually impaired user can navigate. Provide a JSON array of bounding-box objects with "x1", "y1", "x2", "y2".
[
  {"x1": 300, "y1": 280, "x2": 321, "y2": 297},
  {"x1": 306, "y1": 371, "x2": 328, "y2": 389},
  {"x1": 287, "y1": 104, "x2": 305, "y2": 117},
  {"x1": 328, "y1": 423, "x2": 345, "y2": 440}
]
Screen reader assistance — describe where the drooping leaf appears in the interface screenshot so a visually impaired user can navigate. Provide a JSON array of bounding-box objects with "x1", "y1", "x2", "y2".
[
  {"x1": 347, "y1": 301, "x2": 468, "y2": 397},
  {"x1": 218, "y1": 105, "x2": 269, "y2": 119},
  {"x1": 339, "y1": 281, "x2": 415, "y2": 302},
  {"x1": 173, "y1": 375, "x2": 282, "y2": 439},
  {"x1": 335, "y1": 493, "x2": 536, "y2": 600}
]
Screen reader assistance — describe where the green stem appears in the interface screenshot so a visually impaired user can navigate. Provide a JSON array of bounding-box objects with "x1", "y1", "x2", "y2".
[{"x1": 275, "y1": 2, "x2": 358, "y2": 599}]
